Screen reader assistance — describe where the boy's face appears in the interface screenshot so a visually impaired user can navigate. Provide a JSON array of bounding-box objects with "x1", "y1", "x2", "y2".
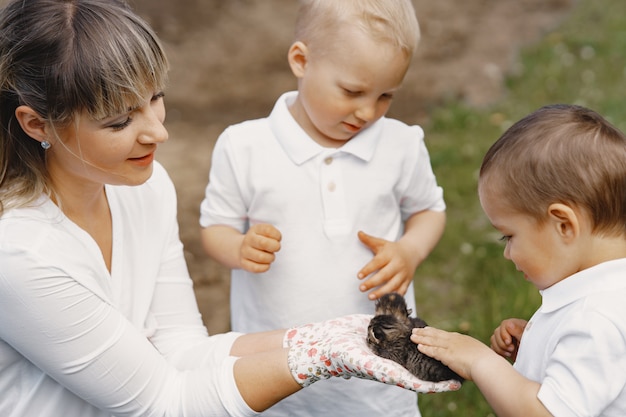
[
  {"x1": 478, "y1": 184, "x2": 574, "y2": 291},
  {"x1": 288, "y1": 27, "x2": 410, "y2": 148}
]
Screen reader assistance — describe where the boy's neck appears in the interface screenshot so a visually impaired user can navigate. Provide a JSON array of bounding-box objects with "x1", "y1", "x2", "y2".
[{"x1": 577, "y1": 233, "x2": 626, "y2": 272}]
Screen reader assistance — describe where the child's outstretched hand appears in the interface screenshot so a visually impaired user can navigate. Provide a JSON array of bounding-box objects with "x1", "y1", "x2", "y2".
[
  {"x1": 411, "y1": 327, "x2": 495, "y2": 382},
  {"x1": 356, "y1": 231, "x2": 416, "y2": 300},
  {"x1": 490, "y1": 318, "x2": 527, "y2": 361},
  {"x1": 240, "y1": 223, "x2": 282, "y2": 273}
]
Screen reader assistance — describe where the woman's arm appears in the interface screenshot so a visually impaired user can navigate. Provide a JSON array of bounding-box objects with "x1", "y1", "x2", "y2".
[
  {"x1": 233, "y1": 346, "x2": 301, "y2": 412},
  {"x1": 230, "y1": 318, "x2": 462, "y2": 412}
]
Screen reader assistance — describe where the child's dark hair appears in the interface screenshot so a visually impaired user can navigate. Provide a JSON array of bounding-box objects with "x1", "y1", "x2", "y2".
[{"x1": 480, "y1": 104, "x2": 626, "y2": 237}]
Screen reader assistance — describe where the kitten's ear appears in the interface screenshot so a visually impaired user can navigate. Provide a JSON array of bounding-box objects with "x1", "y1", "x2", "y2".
[{"x1": 372, "y1": 327, "x2": 387, "y2": 342}]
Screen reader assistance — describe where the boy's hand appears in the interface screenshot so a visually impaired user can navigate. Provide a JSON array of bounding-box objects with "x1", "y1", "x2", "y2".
[
  {"x1": 490, "y1": 318, "x2": 527, "y2": 361},
  {"x1": 356, "y1": 231, "x2": 416, "y2": 300},
  {"x1": 411, "y1": 327, "x2": 493, "y2": 382},
  {"x1": 240, "y1": 223, "x2": 282, "y2": 273}
]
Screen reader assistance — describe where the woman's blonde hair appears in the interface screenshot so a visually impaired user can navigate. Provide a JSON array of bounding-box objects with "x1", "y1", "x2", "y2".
[
  {"x1": 294, "y1": 0, "x2": 420, "y2": 58},
  {"x1": 0, "y1": 0, "x2": 169, "y2": 214},
  {"x1": 480, "y1": 104, "x2": 626, "y2": 237}
]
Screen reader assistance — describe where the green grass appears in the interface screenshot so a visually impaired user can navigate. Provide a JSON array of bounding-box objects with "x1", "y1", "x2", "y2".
[{"x1": 413, "y1": 1, "x2": 626, "y2": 415}]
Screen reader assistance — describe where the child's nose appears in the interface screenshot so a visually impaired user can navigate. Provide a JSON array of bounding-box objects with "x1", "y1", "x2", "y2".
[
  {"x1": 503, "y1": 245, "x2": 511, "y2": 260},
  {"x1": 354, "y1": 101, "x2": 377, "y2": 122}
]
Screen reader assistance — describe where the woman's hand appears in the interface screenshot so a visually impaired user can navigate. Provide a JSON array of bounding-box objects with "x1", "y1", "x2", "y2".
[{"x1": 285, "y1": 314, "x2": 462, "y2": 392}]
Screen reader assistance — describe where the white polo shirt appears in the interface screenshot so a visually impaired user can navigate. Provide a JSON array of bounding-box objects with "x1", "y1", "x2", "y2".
[
  {"x1": 200, "y1": 91, "x2": 445, "y2": 417},
  {"x1": 514, "y1": 258, "x2": 626, "y2": 416}
]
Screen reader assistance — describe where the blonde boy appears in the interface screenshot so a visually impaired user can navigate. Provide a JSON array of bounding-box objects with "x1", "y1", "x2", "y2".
[{"x1": 201, "y1": 1, "x2": 445, "y2": 415}]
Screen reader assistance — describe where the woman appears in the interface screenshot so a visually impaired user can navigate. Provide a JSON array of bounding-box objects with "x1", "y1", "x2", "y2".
[{"x1": 0, "y1": 1, "x2": 457, "y2": 416}]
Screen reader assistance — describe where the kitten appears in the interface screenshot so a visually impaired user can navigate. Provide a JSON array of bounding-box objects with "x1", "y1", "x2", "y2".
[{"x1": 367, "y1": 293, "x2": 463, "y2": 383}]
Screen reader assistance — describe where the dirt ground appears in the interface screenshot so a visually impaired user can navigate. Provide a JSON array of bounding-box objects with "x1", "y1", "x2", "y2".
[{"x1": 128, "y1": 0, "x2": 574, "y2": 334}]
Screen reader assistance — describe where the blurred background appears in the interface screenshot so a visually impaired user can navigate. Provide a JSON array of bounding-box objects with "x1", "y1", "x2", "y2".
[
  {"x1": 72, "y1": 0, "x2": 626, "y2": 415},
  {"x1": 132, "y1": 0, "x2": 574, "y2": 332}
]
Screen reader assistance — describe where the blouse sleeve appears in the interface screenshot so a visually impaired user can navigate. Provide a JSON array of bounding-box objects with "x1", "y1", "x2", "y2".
[{"x1": 0, "y1": 164, "x2": 256, "y2": 417}]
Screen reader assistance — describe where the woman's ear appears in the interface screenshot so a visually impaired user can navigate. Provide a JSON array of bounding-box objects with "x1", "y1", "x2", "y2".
[
  {"x1": 14, "y1": 105, "x2": 48, "y2": 144},
  {"x1": 547, "y1": 203, "x2": 580, "y2": 242},
  {"x1": 287, "y1": 41, "x2": 309, "y2": 78}
]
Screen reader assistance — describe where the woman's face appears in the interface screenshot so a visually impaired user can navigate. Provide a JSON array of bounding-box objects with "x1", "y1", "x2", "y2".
[{"x1": 46, "y1": 91, "x2": 168, "y2": 189}]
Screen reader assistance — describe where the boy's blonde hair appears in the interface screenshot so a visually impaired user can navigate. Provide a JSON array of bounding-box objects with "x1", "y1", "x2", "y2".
[
  {"x1": 480, "y1": 104, "x2": 626, "y2": 237},
  {"x1": 294, "y1": 0, "x2": 420, "y2": 58}
]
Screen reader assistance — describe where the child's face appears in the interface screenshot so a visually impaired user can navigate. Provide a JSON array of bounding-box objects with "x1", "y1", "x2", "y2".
[
  {"x1": 478, "y1": 185, "x2": 573, "y2": 290},
  {"x1": 289, "y1": 27, "x2": 410, "y2": 148},
  {"x1": 46, "y1": 91, "x2": 168, "y2": 188}
]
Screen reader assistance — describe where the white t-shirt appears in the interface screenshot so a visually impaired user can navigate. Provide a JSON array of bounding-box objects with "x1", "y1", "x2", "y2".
[
  {"x1": 0, "y1": 162, "x2": 251, "y2": 417},
  {"x1": 514, "y1": 258, "x2": 626, "y2": 416},
  {"x1": 200, "y1": 91, "x2": 445, "y2": 417}
]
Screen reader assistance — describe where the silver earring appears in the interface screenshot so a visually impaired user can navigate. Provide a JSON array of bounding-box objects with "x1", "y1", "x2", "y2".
[{"x1": 41, "y1": 140, "x2": 51, "y2": 150}]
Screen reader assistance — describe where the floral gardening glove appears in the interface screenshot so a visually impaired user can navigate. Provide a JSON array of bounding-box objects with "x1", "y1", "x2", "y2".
[{"x1": 284, "y1": 314, "x2": 462, "y2": 393}]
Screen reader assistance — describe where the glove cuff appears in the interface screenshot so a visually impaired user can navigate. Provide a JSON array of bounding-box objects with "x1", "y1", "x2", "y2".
[{"x1": 287, "y1": 342, "x2": 332, "y2": 387}]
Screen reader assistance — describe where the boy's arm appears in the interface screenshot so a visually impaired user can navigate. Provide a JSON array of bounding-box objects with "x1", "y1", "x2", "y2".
[
  {"x1": 412, "y1": 327, "x2": 552, "y2": 417},
  {"x1": 358, "y1": 209, "x2": 445, "y2": 299},
  {"x1": 201, "y1": 224, "x2": 281, "y2": 273},
  {"x1": 399, "y1": 209, "x2": 446, "y2": 265}
]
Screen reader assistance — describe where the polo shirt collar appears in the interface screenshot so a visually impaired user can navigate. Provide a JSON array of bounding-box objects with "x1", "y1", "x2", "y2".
[
  {"x1": 269, "y1": 91, "x2": 382, "y2": 165},
  {"x1": 539, "y1": 257, "x2": 626, "y2": 313}
]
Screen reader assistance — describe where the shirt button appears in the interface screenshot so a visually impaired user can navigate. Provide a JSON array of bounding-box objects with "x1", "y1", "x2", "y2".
[
  {"x1": 327, "y1": 182, "x2": 336, "y2": 192},
  {"x1": 324, "y1": 156, "x2": 333, "y2": 165}
]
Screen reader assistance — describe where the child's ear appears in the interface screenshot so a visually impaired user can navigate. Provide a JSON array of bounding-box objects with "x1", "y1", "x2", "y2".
[
  {"x1": 287, "y1": 41, "x2": 309, "y2": 78},
  {"x1": 547, "y1": 203, "x2": 580, "y2": 242},
  {"x1": 15, "y1": 105, "x2": 48, "y2": 144}
]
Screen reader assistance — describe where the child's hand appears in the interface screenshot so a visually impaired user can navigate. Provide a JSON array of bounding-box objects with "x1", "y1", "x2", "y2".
[
  {"x1": 240, "y1": 223, "x2": 282, "y2": 273},
  {"x1": 490, "y1": 318, "x2": 527, "y2": 361},
  {"x1": 411, "y1": 327, "x2": 494, "y2": 382},
  {"x1": 356, "y1": 231, "x2": 416, "y2": 300}
]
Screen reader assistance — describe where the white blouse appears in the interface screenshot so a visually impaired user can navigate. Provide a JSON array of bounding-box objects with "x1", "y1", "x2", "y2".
[{"x1": 0, "y1": 162, "x2": 252, "y2": 417}]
